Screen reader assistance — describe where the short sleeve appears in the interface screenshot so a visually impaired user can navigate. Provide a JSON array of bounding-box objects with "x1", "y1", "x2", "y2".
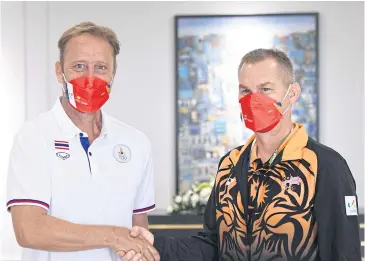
[
  {"x1": 133, "y1": 145, "x2": 156, "y2": 214},
  {"x1": 6, "y1": 123, "x2": 51, "y2": 212}
]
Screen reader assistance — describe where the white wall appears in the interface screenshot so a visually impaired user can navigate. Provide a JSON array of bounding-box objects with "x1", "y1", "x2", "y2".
[
  {"x1": 1, "y1": 1, "x2": 364, "y2": 260},
  {"x1": 1, "y1": 2, "x2": 28, "y2": 260}
]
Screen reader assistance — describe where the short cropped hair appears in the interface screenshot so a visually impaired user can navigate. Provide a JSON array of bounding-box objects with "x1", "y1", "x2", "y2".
[
  {"x1": 238, "y1": 48, "x2": 295, "y2": 86},
  {"x1": 58, "y1": 21, "x2": 120, "y2": 70}
]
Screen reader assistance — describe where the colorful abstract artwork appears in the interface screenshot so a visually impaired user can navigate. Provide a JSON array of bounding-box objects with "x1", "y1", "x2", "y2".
[{"x1": 175, "y1": 14, "x2": 318, "y2": 193}]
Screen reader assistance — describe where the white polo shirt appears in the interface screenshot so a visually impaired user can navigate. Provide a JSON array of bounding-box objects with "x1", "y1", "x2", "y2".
[{"x1": 6, "y1": 98, "x2": 156, "y2": 261}]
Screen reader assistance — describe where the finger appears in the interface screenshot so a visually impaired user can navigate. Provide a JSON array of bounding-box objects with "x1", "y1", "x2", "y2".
[
  {"x1": 136, "y1": 238, "x2": 155, "y2": 256},
  {"x1": 121, "y1": 250, "x2": 135, "y2": 261},
  {"x1": 140, "y1": 229, "x2": 154, "y2": 244},
  {"x1": 130, "y1": 226, "x2": 140, "y2": 237},
  {"x1": 132, "y1": 227, "x2": 154, "y2": 245},
  {"x1": 147, "y1": 244, "x2": 160, "y2": 260},
  {"x1": 131, "y1": 253, "x2": 142, "y2": 261},
  {"x1": 116, "y1": 250, "x2": 126, "y2": 258},
  {"x1": 142, "y1": 247, "x2": 155, "y2": 261},
  {"x1": 129, "y1": 244, "x2": 143, "y2": 254}
]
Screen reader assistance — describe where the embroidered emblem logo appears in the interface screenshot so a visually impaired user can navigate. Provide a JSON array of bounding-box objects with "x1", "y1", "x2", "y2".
[
  {"x1": 113, "y1": 144, "x2": 132, "y2": 163},
  {"x1": 345, "y1": 196, "x2": 358, "y2": 216},
  {"x1": 283, "y1": 175, "x2": 301, "y2": 191},
  {"x1": 54, "y1": 140, "x2": 69, "y2": 150},
  {"x1": 54, "y1": 140, "x2": 70, "y2": 160},
  {"x1": 56, "y1": 152, "x2": 70, "y2": 160}
]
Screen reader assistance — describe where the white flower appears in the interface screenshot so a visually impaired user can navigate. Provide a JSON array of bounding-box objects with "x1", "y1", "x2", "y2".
[
  {"x1": 200, "y1": 196, "x2": 209, "y2": 205},
  {"x1": 200, "y1": 187, "x2": 211, "y2": 199},
  {"x1": 172, "y1": 203, "x2": 179, "y2": 211},
  {"x1": 174, "y1": 195, "x2": 182, "y2": 204},
  {"x1": 167, "y1": 205, "x2": 173, "y2": 213},
  {"x1": 190, "y1": 193, "x2": 199, "y2": 207},
  {"x1": 180, "y1": 189, "x2": 193, "y2": 206},
  {"x1": 182, "y1": 193, "x2": 191, "y2": 205},
  {"x1": 199, "y1": 187, "x2": 212, "y2": 205}
]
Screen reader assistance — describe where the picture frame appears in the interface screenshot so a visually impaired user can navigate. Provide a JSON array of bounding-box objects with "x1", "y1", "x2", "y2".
[{"x1": 175, "y1": 13, "x2": 319, "y2": 194}]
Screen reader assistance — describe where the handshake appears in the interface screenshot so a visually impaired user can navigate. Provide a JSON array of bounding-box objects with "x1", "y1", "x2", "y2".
[{"x1": 111, "y1": 226, "x2": 160, "y2": 261}]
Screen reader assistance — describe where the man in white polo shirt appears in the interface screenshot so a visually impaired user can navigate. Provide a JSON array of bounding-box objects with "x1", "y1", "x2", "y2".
[{"x1": 6, "y1": 21, "x2": 160, "y2": 261}]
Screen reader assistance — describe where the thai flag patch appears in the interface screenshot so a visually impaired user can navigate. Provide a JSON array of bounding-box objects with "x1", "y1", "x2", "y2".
[{"x1": 54, "y1": 140, "x2": 69, "y2": 150}]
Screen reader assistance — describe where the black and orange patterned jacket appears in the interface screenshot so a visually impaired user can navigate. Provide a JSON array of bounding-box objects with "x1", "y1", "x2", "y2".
[{"x1": 155, "y1": 124, "x2": 361, "y2": 261}]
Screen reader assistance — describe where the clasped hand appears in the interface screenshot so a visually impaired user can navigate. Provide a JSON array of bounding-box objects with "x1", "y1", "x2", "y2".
[{"x1": 112, "y1": 227, "x2": 160, "y2": 261}]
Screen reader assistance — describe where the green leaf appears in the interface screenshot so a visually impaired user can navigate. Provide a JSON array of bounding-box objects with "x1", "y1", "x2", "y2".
[{"x1": 197, "y1": 183, "x2": 211, "y2": 191}]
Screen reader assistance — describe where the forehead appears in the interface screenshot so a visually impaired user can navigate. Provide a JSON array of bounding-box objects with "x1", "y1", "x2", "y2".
[
  {"x1": 238, "y1": 58, "x2": 281, "y2": 84},
  {"x1": 64, "y1": 33, "x2": 114, "y2": 62}
]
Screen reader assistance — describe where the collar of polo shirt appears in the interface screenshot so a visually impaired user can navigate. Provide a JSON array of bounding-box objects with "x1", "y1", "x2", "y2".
[{"x1": 52, "y1": 98, "x2": 109, "y2": 139}]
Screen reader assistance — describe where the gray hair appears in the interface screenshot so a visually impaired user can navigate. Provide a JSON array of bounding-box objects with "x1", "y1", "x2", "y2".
[
  {"x1": 238, "y1": 48, "x2": 295, "y2": 86},
  {"x1": 58, "y1": 21, "x2": 120, "y2": 72}
]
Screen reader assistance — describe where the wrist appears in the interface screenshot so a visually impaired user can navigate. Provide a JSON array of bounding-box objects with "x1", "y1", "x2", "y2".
[
  {"x1": 105, "y1": 226, "x2": 128, "y2": 248},
  {"x1": 105, "y1": 226, "x2": 121, "y2": 248}
]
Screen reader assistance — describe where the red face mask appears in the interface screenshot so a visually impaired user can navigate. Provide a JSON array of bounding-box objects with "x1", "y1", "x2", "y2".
[
  {"x1": 63, "y1": 74, "x2": 112, "y2": 113},
  {"x1": 239, "y1": 91, "x2": 290, "y2": 133}
]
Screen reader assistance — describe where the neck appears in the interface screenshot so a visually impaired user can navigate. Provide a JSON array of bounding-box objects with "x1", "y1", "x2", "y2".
[
  {"x1": 60, "y1": 97, "x2": 102, "y2": 142},
  {"x1": 255, "y1": 119, "x2": 293, "y2": 163}
]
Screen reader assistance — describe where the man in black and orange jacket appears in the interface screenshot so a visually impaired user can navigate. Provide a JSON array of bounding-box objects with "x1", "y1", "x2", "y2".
[{"x1": 124, "y1": 48, "x2": 362, "y2": 261}]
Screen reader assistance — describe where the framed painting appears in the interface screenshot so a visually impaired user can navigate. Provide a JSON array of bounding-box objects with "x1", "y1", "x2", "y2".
[{"x1": 175, "y1": 13, "x2": 319, "y2": 193}]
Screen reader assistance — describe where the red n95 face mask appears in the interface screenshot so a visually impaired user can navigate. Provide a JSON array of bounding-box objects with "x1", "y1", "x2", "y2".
[
  {"x1": 63, "y1": 74, "x2": 112, "y2": 113},
  {"x1": 239, "y1": 87, "x2": 291, "y2": 133}
]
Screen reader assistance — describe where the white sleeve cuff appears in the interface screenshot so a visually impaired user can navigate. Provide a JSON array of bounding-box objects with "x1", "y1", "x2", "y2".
[
  {"x1": 6, "y1": 199, "x2": 49, "y2": 212},
  {"x1": 133, "y1": 204, "x2": 156, "y2": 214}
]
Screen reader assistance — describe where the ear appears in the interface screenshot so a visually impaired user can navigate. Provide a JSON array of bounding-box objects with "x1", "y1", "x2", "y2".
[
  {"x1": 113, "y1": 61, "x2": 117, "y2": 76},
  {"x1": 110, "y1": 62, "x2": 117, "y2": 85},
  {"x1": 288, "y1": 82, "x2": 301, "y2": 104},
  {"x1": 55, "y1": 61, "x2": 64, "y2": 84}
]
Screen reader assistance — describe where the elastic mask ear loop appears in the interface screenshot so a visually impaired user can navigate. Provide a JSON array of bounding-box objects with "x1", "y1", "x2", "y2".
[
  {"x1": 62, "y1": 73, "x2": 68, "y2": 92},
  {"x1": 281, "y1": 101, "x2": 291, "y2": 115},
  {"x1": 277, "y1": 84, "x2": 292, "y2": 115},
  {"x1": 61, "y1": 73, "x2": 71, "y2": 100}
]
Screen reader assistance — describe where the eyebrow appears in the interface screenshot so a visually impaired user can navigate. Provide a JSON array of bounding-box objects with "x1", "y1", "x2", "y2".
[
  {"x1": 258, "y1": 81, "x2": 274, "y2": 87},
  {"x1": 238, "y1": 82, "x2": 273, "y2": 89},
  {"x1": 70, "y1": 60, "x2": 109, "y2": 65},
  {"x1": 238, "y1": 84, "x2": 249, "y2": 89}
]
